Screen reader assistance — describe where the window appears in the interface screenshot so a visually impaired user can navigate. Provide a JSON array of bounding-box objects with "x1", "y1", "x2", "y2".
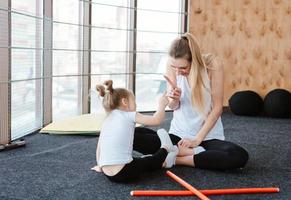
[
  {"x1": 1, "y1": 0, "x2": 187, "y2": 141},
  {"x1": 52, "y1": 0, "x2": 83, "y2": 121},
  {"x1": 89, "y1": 0, "x2": 186, "y2": 112},
  {"x1": 135, "y1": 0, "x2": 184, "y2": 111},
  {"x1": 90, "y1": 0, "x2": 130, "y2": 114},
  {"x1": 11, "y1": 0, "x2": 43, "y2": 139}
]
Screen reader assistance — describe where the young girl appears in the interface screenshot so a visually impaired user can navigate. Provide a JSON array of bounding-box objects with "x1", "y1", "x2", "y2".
[{"x1": 91, "y1": 80, "x2": 178, "y2": 183}]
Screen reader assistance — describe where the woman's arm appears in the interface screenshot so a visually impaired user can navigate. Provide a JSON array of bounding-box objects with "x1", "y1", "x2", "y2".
[
  {"x1": 166, "y1": 62, "x2": 180, "y2": 110},
  {"x1": 193, "y1": 59, "x2": 224, "y2": 146},
  {"x1": 179, "y1": 59, "x2": 224, "y2": 148},
  {"x1": 135, "y1": 93, "x2": 169, "y2": 126}
]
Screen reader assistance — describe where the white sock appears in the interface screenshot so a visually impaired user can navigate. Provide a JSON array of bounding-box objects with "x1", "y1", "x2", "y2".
[
  {"x1": 194, "y1": 146, "x2": 206, "y2": 154},
  {"x1": 165, "y1": 145, "x2": 178, "y2": 168},
  {"x1": 157, "y1": 129, "x2": 174, "y2": 151}
]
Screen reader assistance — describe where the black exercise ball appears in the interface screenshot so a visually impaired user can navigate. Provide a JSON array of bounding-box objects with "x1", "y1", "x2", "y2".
[
  {"x1": 229, "y1": 90, "x2": 263, "y2": 116},
  {"x1": 264, "y1": 89, "x2": 291, "y2": 118}
]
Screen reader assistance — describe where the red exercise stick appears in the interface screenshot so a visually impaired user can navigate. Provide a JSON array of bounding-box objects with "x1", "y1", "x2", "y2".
[
  {"x1": 130, "y1": 187, "x2": 280, "y2": 196},
  {"x1": 166, "y1": 170, "x2": 210, "y2": 200}
]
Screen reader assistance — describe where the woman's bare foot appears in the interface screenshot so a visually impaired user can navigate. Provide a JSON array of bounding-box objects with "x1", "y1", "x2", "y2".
[
  {"x1": 174, "y1": 146, "x2": 206, "y2": 167},
  {"x1": 175, "y1": 155, "x2": 195, "y2": 167},
  {"x1": 91, "y1": 165, "x2": 102, "y2": 173},
  {"x1": 177, "y1": 144, "x2": 195, "y2": 157}
]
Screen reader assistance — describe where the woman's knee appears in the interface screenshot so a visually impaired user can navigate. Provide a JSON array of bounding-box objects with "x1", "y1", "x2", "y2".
[{"x1": 228, "y1": 145, "x2": 249, "y2": 168}]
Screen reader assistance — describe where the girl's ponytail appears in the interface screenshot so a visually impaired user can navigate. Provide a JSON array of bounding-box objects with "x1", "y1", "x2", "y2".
[
  {"x1": 104, "y1": 80, "x2": 114, "y2": 94},
  {"x1": 96, "y1": 85, "x2": 106, "y2": 97},
  {"x1": 95, "y1": 80, "x2": 130, "y2": 112}
]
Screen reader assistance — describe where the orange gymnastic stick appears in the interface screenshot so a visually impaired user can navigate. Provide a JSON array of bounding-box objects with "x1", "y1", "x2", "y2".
[
  {"x1": 166, "y1": 170, "x2": 210, "y2": 200},
  {"x1": 130, "y1": 187, "x2": 280, "y2": 196}
]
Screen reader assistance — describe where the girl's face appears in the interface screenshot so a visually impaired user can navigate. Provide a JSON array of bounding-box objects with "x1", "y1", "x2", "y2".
[{"x1": 169, "y1": 57, "x2": 191, "y2": 76}]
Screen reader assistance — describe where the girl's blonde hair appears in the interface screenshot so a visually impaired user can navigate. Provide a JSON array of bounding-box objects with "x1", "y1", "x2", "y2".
[
  {"x1": 169, "y1": 33, "x2": 209, "y2": 114},
  {"x1": 96, "y1": 80, "x2": 130, "y2": 112}
]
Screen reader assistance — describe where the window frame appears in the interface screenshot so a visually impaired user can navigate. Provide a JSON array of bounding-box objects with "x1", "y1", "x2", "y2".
[{"x1": 0, "y1": 0, "x2": 11, "y2": 144}]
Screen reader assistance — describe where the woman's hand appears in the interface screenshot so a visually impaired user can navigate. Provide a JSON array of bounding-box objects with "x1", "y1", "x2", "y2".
[
  {"x1": 178, "y1": 138, "x2": 192, "y2": 148},
  {"x1": 167, "y1": 87, "x2": 181, "y2": 101},
  {"x1": 191, "y1": 136, "x2": 203, "y2": 148},
  {"x1": 178, "y1": 136, "x2": 203, "y2": 148}
]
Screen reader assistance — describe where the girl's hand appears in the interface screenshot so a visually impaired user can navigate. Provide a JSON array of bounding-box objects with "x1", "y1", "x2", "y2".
[
  {"x1": 159, "y1": 92, "x2": 169, "y2": 108},
  {"x1": 167, "y1": 87, "x2": 181, "y2": 101},
  {"x1": 91, "y1": 165, "x2": 102, "y2": 173}
]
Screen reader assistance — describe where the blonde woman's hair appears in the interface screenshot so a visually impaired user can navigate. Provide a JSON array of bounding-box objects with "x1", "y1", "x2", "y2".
[
  {"x1": 96, "y1": 80, "x2": 130, "y2": 112},
  {"x1": 202, "y1": 53, "x2": 220, "y2": 70},
  {"x1": 169, "y1": 33, "x2": 208, "y2": 114},
  {"x1": 202, "y1": 53, "x2": 215, "y2": 68}
]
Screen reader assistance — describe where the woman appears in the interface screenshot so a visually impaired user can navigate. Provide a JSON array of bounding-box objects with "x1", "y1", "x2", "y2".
[{"x1": 133, "y1": 33, "x2": 249, "y2": 170}]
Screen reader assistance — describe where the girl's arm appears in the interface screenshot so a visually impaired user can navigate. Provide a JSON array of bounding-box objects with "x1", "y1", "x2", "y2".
[
  {"x1": 91, "y1": 139, "x2": 102, "y2": 172},
  {"x1": 179, "y1": 59, "x2": 224, "y2": 148},
  {"x1": 166, "y1": 62, "x2": 180, "y2": 110},
  {"x1": 135, "y1": 93, "x2": 169, "y2": 126},
  {"x1": 96, "y1": 139, "x2": 100, "y2": 164}
]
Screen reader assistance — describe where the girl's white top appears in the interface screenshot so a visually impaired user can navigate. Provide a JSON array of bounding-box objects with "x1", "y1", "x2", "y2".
[
  {"x1": 169, "y1": 69, "x2": 225, "y2": 141},
  {"x1": 98, "y1": 110, "x2": 136, "y2": 167}
]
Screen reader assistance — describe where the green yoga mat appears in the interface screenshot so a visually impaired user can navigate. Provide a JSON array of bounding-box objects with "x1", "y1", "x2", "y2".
[
  {"x1": 40, "y1": 113, "x2": 142, "y2": 136},
  {"x1": 40, "y1": 113, "x2": 106, "y2": 136}
]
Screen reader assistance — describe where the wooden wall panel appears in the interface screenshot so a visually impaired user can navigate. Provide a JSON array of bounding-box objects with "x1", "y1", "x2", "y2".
[{"x1": 189, "y1": 0, "x2": 291, "y2": 105}]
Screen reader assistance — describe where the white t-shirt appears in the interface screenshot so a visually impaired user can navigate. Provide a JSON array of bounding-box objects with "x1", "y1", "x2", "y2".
[
  {"x1": 169, "y1": 70, "x2": 225, "y2": 141},
  {"x1": 98, "y1": 109, "x2": 136, "y2": 168}
]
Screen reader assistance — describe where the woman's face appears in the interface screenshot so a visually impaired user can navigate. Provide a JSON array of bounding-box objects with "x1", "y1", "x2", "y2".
[{"x1": 169, "y1": 57, "x2": 191, "y2": 76}]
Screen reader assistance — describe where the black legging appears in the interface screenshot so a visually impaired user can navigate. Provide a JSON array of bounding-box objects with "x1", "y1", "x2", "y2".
[
  {"x1": 133, "y1": 127, "x2": 249, "y2": 170},
  {"x1": 105, "y1": 148, "x2": 167, "y2": 183}
]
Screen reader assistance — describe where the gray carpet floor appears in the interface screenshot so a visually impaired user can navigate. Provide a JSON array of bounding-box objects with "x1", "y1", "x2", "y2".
[{"x1": 1, "y1": 112, "x2": 291, "y2": 200}]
